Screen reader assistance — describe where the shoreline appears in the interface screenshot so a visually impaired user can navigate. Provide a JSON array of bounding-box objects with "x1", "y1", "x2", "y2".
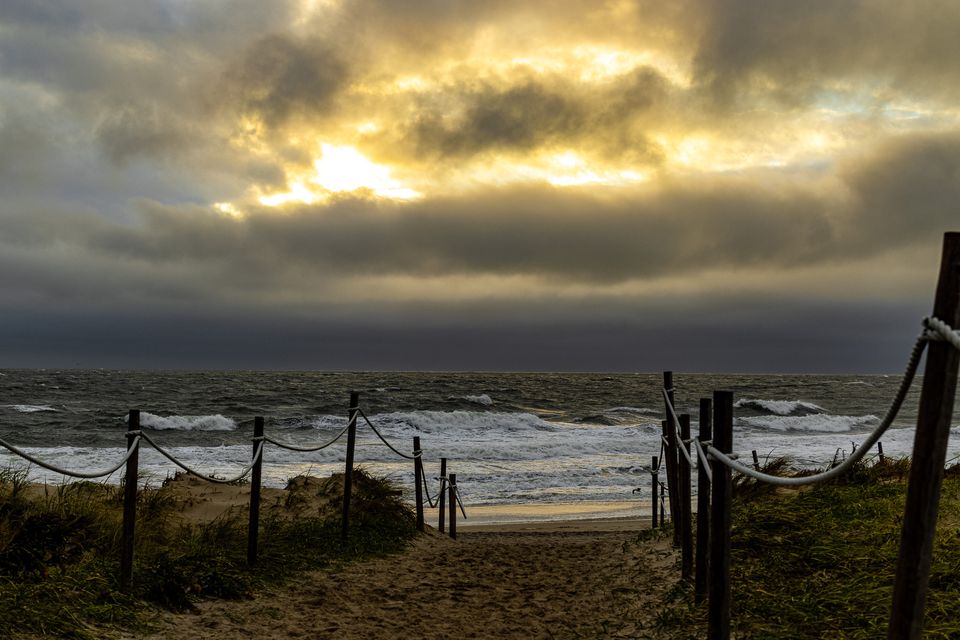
[{"x1": 457, "y1": 499, "x2": 652, "y2": 529}]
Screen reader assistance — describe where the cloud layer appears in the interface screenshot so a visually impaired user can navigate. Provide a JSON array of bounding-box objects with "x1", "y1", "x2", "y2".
[{"x1": 1, "y1": 0, "x2": 957, "y2": 370}]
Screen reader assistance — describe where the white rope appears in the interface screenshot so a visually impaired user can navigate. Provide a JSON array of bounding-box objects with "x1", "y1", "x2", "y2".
[
  {"x1": 662, "y1": 389, "x2": 695, "y2": 466},
  {"x1": 0, "y1": 435, "x2": 141, "y2": 479},
  {"x1": 453, "y1": 485, "x2": 467, "y2": 518},
  {"x1": 924, "y1": 316, "x2": 960, "y2": 350},
  {"x1": 694, "y1": 439, "x2": 713, "y2": 484},
  {"x1": 140, "y1": 431, "x2": 262, "y2": 484},
  {"x1": 263, "y1": 422, "x2": 351, "y2": 452},
  {"x1": 357, "y1": 408, "x2": 420, "y2": 460},
  {"x1": 421, "y1": 469, "x2": 442, "y2": 508},
  {"x1": 705, "y1": 331, "x2": 928, "y2": 486}
]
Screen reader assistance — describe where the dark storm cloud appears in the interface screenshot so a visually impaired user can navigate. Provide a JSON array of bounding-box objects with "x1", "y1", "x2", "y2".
[
  {"x1": 398, "y1": 68, "x2": 669, "y2": 162},
  {"x1": 221, "y1": 34, "x2": 350, "y2": 127},
  {"x1": 0, "y1": 129, "x2": 951, "y2": 303},
  {"x1": 691, "y1": 0, "x2": 960, "y2": 106},
  {"x1": 0, "y1": 296, "x2": 924, "y2": 373}
]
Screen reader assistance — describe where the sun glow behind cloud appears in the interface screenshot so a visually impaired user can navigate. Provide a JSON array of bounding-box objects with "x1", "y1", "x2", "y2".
[{"x1": 258, "y1": 144, "x2": 421, "y2": 206}]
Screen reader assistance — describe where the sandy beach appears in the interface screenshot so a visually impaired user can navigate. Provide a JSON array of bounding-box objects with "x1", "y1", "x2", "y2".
[{"x1": 113, "y1": 476, "x2": 678, "y2": 639}]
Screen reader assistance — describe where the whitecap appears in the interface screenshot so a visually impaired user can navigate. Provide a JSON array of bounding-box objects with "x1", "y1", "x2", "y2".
[
  {"x1": 738, "y1": 414, "x2": 878, "y2": 433},
  {"x1": 449, "y1": 394, "x2": 494, "y2": 406},
  {"x1": 734, "y1": 399, "x2": 825, "y2": 416},
  {"x1": 139, "y1": 412, "x2": 237, "y2": 431},
  {"x1": 6, "y1": 404, "x2": 58, "y2": 413}
]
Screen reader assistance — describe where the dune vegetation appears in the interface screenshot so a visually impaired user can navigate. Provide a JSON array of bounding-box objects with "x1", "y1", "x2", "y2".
[{"x1": 0, "y1": 468, "x2": 415, "y2": 639}]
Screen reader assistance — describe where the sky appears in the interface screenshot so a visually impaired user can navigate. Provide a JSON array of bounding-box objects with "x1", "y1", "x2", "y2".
[{"x1": 0, "y1": 0, "x2": 958, "y2": 372}]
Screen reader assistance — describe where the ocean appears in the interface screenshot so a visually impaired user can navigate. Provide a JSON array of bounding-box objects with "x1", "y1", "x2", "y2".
[{"x1": 1, "y1": 369, "x2": 958, "y2": 516}]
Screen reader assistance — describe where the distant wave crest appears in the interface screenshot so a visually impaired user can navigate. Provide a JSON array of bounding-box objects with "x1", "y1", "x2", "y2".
[
  {"x1": 735, "y1": 398, "x2": 825, "y2": 416},
  {"x1": 738, "y1": 414, "x2": 877, "y2": 433},
  {"x1": 140, "y1": 412, "x2": 237, "y2": 431},
  {"x1": 6, "y1": 404, "x2": 58, "y2": 413}
]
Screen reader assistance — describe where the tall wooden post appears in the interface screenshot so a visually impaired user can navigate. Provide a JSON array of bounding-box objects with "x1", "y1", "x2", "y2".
[
  {"x1": 695, "y1": 398, "x2": 713, "y2": 605},
  {"x1": 341, "y1": 391, "x2": 360, "y2": 544},
  {"x1": 878, "y1": 441, "x2": 885, "y2": 464},
  {"x1": 120, "y1": 409, "x2": 140, "y2": 593},
  {"x1": 448, "y1": 473, "x2": 457, "y2": 540},
  {"x1": 651, "y1": 455, "x2": 659, "y2": 529},
  {"x1": 889, "y1": 232, "x2": 960, "y2": 639},
  {"x1": 438, "y1": 457, "x2": 447, "y2": 533},
  {"x1": 663, "y1": 372, "x2": 681, "y2": 546},
  {"x1": 247, "y1": 416, "x2": 264, "y2": 566},
  {"x1": 414, "y1": 436, "x2": 424, "y2": 532},
  {"x1": 680, "y1": 414, "x2": 693, "y2": 581},
  {"x1": 709, "y1": 391, "x2": 733, "y2": 640}
]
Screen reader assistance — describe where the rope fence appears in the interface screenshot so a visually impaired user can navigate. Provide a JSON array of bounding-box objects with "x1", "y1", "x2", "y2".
[
  {"x1": 653, "y1": 274, "x2": 960, "y2": 640},
  {"x1": 0, "y1": 390, "x2": 466, "y2": 591}
]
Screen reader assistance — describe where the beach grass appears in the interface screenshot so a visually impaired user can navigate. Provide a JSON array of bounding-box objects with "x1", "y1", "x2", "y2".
[
  {"x1": 0, "y1": 468, "x2": 415, "y2": 639},
  {"x1": 657, "y1": 457, "x2": 960, "y2": 638}
]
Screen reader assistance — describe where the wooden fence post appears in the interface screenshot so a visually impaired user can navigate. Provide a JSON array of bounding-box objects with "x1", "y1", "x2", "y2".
[
  {"x1": 878, "y1": 441, "x2": 885, "y2": 464},
  {"x1": 120, "y1": 409, "x2": 140, "y2": 593},
  {"x1": 889, "y1": 232, "x2": 960, "y2": 639},
  {"x1": 680, "y1": 414, "x2": 693, "y2": 581},
  {"x1": 439, "y1": 457, "x2": 447, "y2": 533},
  {"x1": 752, "y1": 450, "x2": 760, "y2": 471},
  {"x1": 247, "y1": 416, "x2": 264, "y2": 566},
  {"x1": 341, "y1": 391, "x2": 360, "y2": 544},
  {"x1": 414, "y1": 436, "x2": 425, "y2": 532},
  {"x1": 651, "y1": 455, "x2": 659, "y2": 529},
  {"x1": 709, "y1": 391, "x2": 733, "y2": 640},
  {"x1": 449, "y1": 473, "x2": 457, "y2": 540},
  {"x1": 663, "y1": 372, "x2": 681, "y2": 546},
  {"x1": 695, "y1": 398, "x2": 713, "y2": 605}
]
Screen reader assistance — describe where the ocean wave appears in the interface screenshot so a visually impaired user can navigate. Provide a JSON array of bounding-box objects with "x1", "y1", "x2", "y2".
[
  {"x1": 450, "y1": 394, "x2": 495, "y2": 406},
  {"x1": 738, "y1": 414, "x2": 877, "y2": 433},
  {"x1": 140, "y1": 412, "x2": 237, "y2": 431},
  {"x1": 734, "y1": 399, "x2": 825, "y2": 416},
  {"x1": 370, "y1": 410, "x2": 558, "y2": 434},
  {"x1": 6, "y1": 404, "x2": 58, "y2": 413},
  {"x1": 605, "y1": 406, "x2": 658, "y2": 415}
]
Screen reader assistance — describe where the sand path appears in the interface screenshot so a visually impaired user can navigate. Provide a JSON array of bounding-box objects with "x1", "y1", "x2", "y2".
[{"x1": 126, "y1": 522, "x2": 679, "y2": 640}]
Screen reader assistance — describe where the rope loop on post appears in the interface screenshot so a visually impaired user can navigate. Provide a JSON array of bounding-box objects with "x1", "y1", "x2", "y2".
[{"x1": 924, "y1": 316, "x2": 960, "y2": 350}]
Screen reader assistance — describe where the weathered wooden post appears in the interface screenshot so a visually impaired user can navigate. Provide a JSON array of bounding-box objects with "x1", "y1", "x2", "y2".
[
  {"x1": 752, "y1": 450, "x2": 760, "y2": 471},
  {"x1": 695, "y1": 398, "x2": 713, "y2": 605},
  {"x1": 889, "y1": 232, "x2": 960, "y2": 640},
  {"x1": 120, "y1": 409, "x2": 140, "y2": 593},
  {"x1": 680, "y1": 414, "x2": 693, "y2": 581},
  {"x1": 651, "y1": 455, "x2": 659, "y2": 529},
  {"x1": 438, "y1": 457, "x2": 447, "y2": 533},
  {"x1": 878, "y1": 441, "x2": 886, "y2": 464},
  {"x1": 247, "y1": 417, "x2": 264, "y2": 565},
  {"x1": 663, "y1": 372, "x2": 681, "y2": 546},
  {"x1": 709, "y1": 391, "x2": 733, "y2": 640},
  {"x1": 414, "y1": 436, "x2": 425, "y2": 532},
  {"x1": 341, "y1": 391, "x2": 360, "y2": 544},
  {"x1": 448, "y1": 473, "x2": 457, "y2": 540}
]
